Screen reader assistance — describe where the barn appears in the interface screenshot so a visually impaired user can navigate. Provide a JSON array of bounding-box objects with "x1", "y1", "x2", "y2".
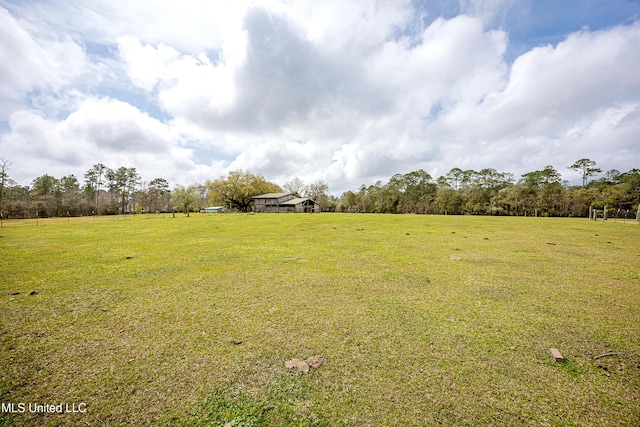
[{"x1": 252, "y1": 193, "x2": 320, "y2": 213}]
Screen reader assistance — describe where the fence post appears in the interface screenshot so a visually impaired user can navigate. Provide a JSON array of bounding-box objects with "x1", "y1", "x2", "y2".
[
  {"x1": 589, "y1": 206, "x2": 592, "y2": 221},
  {"x1": 603, "y1": 206, "x2": 608, "y2": 221}
]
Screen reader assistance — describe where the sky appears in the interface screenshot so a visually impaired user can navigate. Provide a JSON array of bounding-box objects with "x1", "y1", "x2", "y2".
[{"x1": 0, "y1": 0, "x2": 639, "y2": 194}]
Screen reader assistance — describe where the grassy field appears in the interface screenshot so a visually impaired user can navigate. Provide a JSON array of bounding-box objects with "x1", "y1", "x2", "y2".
[{"x1": 0, "y1": 213, "x2": 639, "y2": 426}]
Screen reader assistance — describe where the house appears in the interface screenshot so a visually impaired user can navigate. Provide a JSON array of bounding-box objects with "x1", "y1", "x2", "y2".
[
  {"x1": 252, "y1": 193, "x2": 320, "y2": 213},
  {"x1": 203, "y1": 206, "x2": 226, "y2": 213}
]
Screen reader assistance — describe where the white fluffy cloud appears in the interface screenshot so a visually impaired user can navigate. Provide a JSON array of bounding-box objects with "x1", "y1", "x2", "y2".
[
  {"x1": 427, "y1": 22, "x2": 640, "y2": 182},
  {"x1": 0, "y1": 97, "x2": 213, "y2": 185},
  {"x1": 0, "y1": 7, "x2": 86, "y2": 118},
  {"x1": 1, "y1": 1, "x2": 639, "y2": 193},
  {"x1": 471, "y1": 23, "x2": 640, "y2": 137}
]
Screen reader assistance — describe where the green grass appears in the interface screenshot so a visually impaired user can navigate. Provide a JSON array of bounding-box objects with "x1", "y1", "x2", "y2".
[{"x1": 0, "y1": 214, "x2": 639, "y2": 426}]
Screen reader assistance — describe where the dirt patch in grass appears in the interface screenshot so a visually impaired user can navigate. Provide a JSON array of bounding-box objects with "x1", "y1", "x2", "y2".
[{"x1": 186, "y1": 373, "x2": 325, "y2": 426}]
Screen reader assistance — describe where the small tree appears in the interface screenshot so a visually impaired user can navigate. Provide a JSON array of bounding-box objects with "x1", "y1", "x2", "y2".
[
  {"x1": 148, "y1": 178, "x2": 170, "y2": 212},
  {"x1": 105, "y1": 167, "x2": 140, "y2": 214},
  {"x1": 31, "y1": 174, "x2": 61, "y2": 217},
  {"x1": 569, "y1": 158, "x2": 601, "y2": 187},
  {"x1": 60, "y1": 175, "x2": 81, "y2": 215},
  {"x1": 0, "y1": 158, "x2": 15, "y2": 219},
  {"x1": 171, "y1": 185, "x2": 198, "y2": 217},
  {"x1": 84, "y1": 163, "x2": 107, "y2": 214}
]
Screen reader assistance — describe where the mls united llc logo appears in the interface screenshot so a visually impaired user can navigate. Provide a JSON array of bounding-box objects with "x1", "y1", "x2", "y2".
[{"x1": 1, "y1": 402, "x2": 87, "y2": 414}]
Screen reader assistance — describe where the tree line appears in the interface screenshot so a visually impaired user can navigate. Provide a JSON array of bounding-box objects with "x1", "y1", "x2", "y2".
[
  {"x1": 0, "y1": 157, "x2": 638, "y2": 219},
  {"x1": 0, "y1": 161, "x2": 330, "y2": 218},
  {"x1": 337, "y1": 160, "x2": 639, "y2": 217},
  {"x1": 0, "y1": 161, "x2": 173, "y2": 218}
]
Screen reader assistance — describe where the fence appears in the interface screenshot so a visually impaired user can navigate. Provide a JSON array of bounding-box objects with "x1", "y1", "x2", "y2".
[{"x1": 589, "y1": 205, "x2": 640, "y2": 223}]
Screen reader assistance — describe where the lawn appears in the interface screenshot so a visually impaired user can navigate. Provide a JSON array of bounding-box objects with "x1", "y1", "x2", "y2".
[{"x1": 0, "y1": 214, "x2": 639, "y2": 426}]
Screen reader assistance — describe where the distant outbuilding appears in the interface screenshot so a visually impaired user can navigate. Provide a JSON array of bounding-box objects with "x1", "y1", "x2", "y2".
[
  {"x1": 252, "y1": 193, "x2": 320, "y2": 213},
  {"x1": 203, "y1": 206, "x2": 226, "y2": 213}
]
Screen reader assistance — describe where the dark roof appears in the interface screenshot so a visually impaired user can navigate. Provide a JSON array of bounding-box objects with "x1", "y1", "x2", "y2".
[
  {"x1": 251, "y1": 192, "x2": 297, "y2": 199},
  {"x1": 280, "y1": 197, "x2": 316, "y2": 206}
]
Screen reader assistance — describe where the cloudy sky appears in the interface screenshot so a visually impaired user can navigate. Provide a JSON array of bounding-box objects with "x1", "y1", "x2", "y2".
[{"x1": 1, "y1": 0, "x2": 639, "y2": 193}]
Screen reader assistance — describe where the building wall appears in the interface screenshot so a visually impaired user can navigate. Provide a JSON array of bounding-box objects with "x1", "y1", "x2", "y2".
[
  {"x1": 252, "y1": 194, "x2": 319, "y2": 213},
  {"x1": 254, "y1": 197, "x2": 283, "y2": 213},
  {"x1": 293, "y1": 202, "x2": 319, "y2": 213}
]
